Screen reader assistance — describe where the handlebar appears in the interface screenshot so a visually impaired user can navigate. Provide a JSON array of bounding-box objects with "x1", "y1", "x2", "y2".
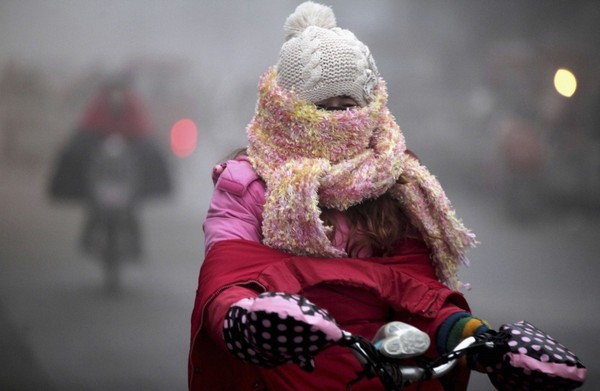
[{"x1": 340, "y1": 323, "x2": 491, "y2": 391}]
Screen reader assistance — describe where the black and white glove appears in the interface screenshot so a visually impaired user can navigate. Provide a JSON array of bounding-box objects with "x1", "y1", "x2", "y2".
[
  {"x1": 223, "y1": 292, "x2": 343, "y2": 372},
  {"x1": 480, "y1": 321, "x2": 586, "y2": 390}
]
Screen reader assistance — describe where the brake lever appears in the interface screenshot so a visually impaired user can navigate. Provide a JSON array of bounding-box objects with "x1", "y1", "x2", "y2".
[{"x1": 341, "y1": 332, "x2": 404, "y2": 391}]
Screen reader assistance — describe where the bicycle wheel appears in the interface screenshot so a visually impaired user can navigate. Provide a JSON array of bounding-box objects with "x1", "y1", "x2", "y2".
[{"x1": 102, "y1": 218, "x2": 121, "y2": 294}]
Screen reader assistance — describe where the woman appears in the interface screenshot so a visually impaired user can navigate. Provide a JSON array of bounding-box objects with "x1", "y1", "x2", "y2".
[{"x1": 190, "y1": 2, "x2": 496, "y2": 390}]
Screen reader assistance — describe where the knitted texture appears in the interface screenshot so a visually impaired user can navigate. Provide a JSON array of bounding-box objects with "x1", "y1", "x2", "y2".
[
  {"x1": 246, "y1": 68, "x2": 476, "y2": 289},
  {"x1": 387, "y1": 158, "x2": 477, "y2": 288},
  {"x1": 437, "y1": 312, "x2": 490, "y2": 355},
  {"x1": 276, "y1": 1, "x2": 378, "y2": 107}
]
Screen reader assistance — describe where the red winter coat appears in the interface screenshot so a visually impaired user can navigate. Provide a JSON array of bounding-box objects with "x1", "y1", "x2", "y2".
[{"x1": 188, "y1": 239, "x2": 471, "y2": 391}]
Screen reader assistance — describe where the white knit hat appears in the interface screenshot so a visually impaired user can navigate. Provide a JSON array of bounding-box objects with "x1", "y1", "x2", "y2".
[{"x1": 276, "y1": 1, "x2": 379, "y2": 107}]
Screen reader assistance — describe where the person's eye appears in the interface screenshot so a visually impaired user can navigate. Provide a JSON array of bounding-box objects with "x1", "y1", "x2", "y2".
[
  {"x1": 316, "y1": 105, "x2": 337, "y2": 111},
  {"x1": 316, "y1": 105, "x2": 352, "y2": 111}
]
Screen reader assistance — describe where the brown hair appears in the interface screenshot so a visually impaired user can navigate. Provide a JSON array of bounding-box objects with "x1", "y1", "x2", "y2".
[{"x1": 321, "y1": 176, "x2": 416, "y2": 257}]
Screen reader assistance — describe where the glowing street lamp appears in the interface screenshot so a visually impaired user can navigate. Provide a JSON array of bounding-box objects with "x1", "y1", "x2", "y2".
[{"x1": 553, "y1": 68, "x2": 577, "y2": 98}]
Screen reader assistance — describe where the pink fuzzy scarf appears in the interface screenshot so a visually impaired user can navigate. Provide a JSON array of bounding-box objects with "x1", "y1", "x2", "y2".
[{"x1": 247, "y1": 68, "x2": 476, "y2": 288}]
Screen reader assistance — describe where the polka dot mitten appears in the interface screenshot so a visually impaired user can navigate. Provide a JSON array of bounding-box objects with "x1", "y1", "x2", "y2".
[
  {"x1": 223, "y1": 292, "x2": 344, "y2": 372},
  {"x1": 482, "y1": 321, "x2": 587, "y2": 390}
]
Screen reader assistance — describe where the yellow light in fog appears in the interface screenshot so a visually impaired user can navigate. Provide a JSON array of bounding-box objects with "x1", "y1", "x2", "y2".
[{"x1": 553, "y1": 68, "x2": 577, "y2": 98}]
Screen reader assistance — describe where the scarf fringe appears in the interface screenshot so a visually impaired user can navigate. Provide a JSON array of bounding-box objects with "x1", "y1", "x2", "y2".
[{"x1": 390, "y1": 157, "x2": 477, "y2": 288}]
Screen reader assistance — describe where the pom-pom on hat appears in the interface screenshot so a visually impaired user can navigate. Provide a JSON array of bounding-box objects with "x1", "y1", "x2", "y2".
[{"x1": 276, "y1": 1, "x2": 379, "y2": 107}]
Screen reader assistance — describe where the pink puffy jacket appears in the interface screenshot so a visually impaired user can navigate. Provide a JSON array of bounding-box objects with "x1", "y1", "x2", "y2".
[{"x1": 204, "y1": 157, "x2": 373, "y2": 258}]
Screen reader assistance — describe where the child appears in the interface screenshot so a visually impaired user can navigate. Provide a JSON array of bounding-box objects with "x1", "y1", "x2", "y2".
[{"x1": 188, "y1": 2, "x2": 584, "y2": 390}]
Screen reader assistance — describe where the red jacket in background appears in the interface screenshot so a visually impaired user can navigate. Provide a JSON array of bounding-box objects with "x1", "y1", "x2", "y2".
[{"x1": 79, "y1": 88, "x2": 150, "y2": 137}]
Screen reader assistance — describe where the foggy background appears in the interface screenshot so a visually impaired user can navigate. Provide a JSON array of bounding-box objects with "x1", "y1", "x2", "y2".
[{"x1": 1, "y1": 1, "x2": 599, "y2": 390}]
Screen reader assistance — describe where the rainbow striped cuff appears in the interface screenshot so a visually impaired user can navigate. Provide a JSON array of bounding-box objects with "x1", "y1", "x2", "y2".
[{"x1": 437, "y1": 312, "x2": 490, "y2": 355}]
